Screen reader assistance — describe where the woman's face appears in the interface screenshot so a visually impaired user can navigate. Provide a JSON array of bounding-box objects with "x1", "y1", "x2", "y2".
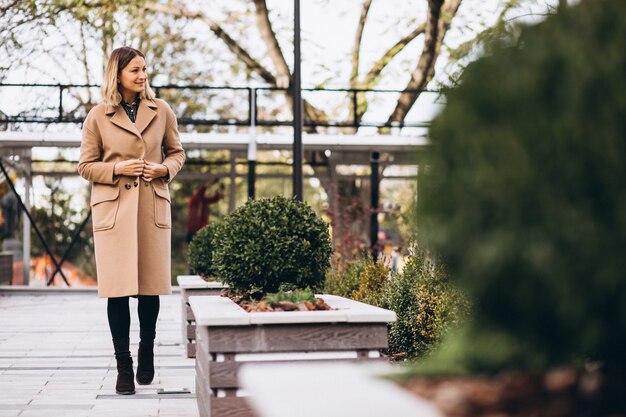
[{"x1": 118, "y1": 55, "x2": 147, "y2": 99}]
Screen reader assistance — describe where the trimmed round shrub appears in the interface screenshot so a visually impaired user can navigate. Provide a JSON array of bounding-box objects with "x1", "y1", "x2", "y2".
[
  {"x1": 188, "y1": 222, "x2": 221, "y2": 280},
  {"x1": 421, "y1": 0, "x2": 626, "y2": 370},
  {"x1": 212, "y1": 196, "x2": 333, "y2": 293}
]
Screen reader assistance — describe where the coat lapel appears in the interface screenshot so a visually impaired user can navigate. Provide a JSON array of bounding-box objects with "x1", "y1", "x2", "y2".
[
  {"x1": 107, "y1": 105, "x2": 140, "y2": 138},
  {"x1": 105, "y1": 99, "x2": 157, "y2": 139},
  {"x1": 135, "y1": 99, "x2": 158, "y2": 135}
]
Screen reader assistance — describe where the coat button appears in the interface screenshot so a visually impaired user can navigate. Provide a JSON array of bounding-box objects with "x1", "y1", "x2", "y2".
[
  {"x1": 125, "y1": 183, "x2": 131, "y2": 190},
  {"x1": 133, "y1": 181, "x2": 138, "y2": 187},
  {"x1": 144, "y1": 182, "x2": 149, "y2": 187}
]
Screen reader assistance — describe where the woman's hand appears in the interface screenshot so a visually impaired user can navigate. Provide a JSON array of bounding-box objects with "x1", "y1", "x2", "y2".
[
  {"x1": 142, "y1": 161, "x2": 168, "y2": 182},
  {"x1": 113, "y1": 159, "x2": 145, "y2": 177}
]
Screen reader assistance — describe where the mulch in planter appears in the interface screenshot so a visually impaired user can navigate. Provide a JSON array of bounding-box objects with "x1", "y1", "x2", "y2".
[
  {"x1": 400, "y1": 368, "x2": 626, "y2": 417},
  {"x1": 221, "y1": 291, "x2": 334, "y2": 312}
]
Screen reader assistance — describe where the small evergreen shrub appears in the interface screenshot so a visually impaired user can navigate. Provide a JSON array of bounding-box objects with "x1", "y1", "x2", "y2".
[
  {"x1": 323, "y1": 246, "x2": 467, "y2": 360},
  {"x1": 188, "y1": 222, "x2": 221, "y2": 280},
  {"x1": 383, "y1": 246, "x2": 468, "y2": 359},
  {"x1": 352, "y1": 257, "x2": 391, "y2": 306},
  {"x1": 324, "y1": 258, "x2": 366, "y2": 298},
  {"x1": 324, "y1": 253, "x2": 388, "y2": 304},
  {"x1": 212, "y1": 196, "x2": 333, "y2": 293}
]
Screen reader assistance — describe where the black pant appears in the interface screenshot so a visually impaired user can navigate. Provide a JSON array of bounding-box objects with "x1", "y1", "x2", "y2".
[{"x1": 107, "y1": 296, "x2": 160, "y2": 340}]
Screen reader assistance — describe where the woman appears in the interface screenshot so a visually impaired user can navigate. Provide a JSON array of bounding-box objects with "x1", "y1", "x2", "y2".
[{"x1": 78, "y1": 46, "x2": 185, "y2": 395}]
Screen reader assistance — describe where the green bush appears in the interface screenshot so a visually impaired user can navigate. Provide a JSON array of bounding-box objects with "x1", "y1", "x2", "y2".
[
  {"x1": 353, "y1": 257, "x2": 390, "y2": 306},
  {"x1": 383, "y1": 246, "x2": 468, "y2": 359},
  {"x1": 324, "y1": 253, "x2": 388, "y2": 305},
  {"x1": 212, "y1": 196, "x2": 333, "y2": 293},
  {"x1": 188, "y1": 222, "x2": 221, "y2": 280},
  {"x1": 324, "y1": 259, "x2": 366, "y2": 299},
  {"x1": 421, "y1": 0, "x2": 626, "y2": 371},
  {"x1": 323, "y1": 247, "x2": 467, "y2": 360}
]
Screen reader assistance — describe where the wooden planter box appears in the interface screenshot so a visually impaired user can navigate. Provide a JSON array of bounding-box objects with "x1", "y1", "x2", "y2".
[
  {"x1": 176, "y1": 275, "x2": 228, "y2": 358},
  {"x1": 189, "y1": 294, "x2": 397, "y2": 417}
]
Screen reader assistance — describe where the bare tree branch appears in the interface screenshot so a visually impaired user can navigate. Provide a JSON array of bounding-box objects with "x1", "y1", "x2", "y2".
[
  {"x1": 344, "y1": 0, "x2": 373, "y2": 128},
  {"x1": 350, "y1": 0, "x2": 372, "y2": 87},
  {"x1": 362, "y1": 23, "x2": 425, "y2": 88},
  {"x1": 79, "y1": 23, "x2": 94, "y2": 104},
  {"x1": 351, "y1": 22, "x2": 426, "y2": 128},
  {"x1": 144, "y1": 2, "x2": 327, "y2": 128},
  {"x1": 251, "y1": 0, "x2": 290, "y2": 88},
  {"x1": 386, "y1": 0, "x2": 461, "y2": 125},
  {"x1": 144, "y1": 2, "x2": 277, "y2": 85},
  {"x1": 0, "y1": 0, "x2": 21, "y2": 15},
  {"x1": 249, "y1": 0, "x2": 326, "y2": 123}
]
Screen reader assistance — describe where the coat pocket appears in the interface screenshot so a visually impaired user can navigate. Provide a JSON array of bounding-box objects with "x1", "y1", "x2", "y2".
[
  {"x1": 153, "y1": 185, "x2": 172, "y2": 229},
  {"x1": 90, "y1": 185, "x2": 120, "y2": 232}
]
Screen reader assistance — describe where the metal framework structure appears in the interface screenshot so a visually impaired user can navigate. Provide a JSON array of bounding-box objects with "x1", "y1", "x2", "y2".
[{"x1": 0, "y1": 81, "x2": 431, "y2": 286}]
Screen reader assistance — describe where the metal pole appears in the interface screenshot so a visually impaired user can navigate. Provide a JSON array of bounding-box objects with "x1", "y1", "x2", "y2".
[
  {"x1": 22, "y1": 151, "x2": 31, "y2": 285},
  {"x1": 352, "y1": 90, "x2": 358, "y2": 128},
  {"x1": 58, "y1": 85, "x2": 64, "y2": 122},
  {"x1": 292, "y1": 0, "x2": 304, "y2": 201},
  {"x1": 229, "y1": 152, "x2": 237, "y2": 213},
  {"x1": 248, "y1": 160, "x2": 256, "y2": 200},
  {"x1": 370, "y1": 151, "x2": 380, "y2": 258},
  {"x1": 248, "y1": 88, "x2": 257, "y2": 200}
]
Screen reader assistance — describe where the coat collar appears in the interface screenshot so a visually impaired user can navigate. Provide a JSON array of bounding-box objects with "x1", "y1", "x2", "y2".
[{"x1": 105, "y1": 99, "x2": 158, "y2": 139}]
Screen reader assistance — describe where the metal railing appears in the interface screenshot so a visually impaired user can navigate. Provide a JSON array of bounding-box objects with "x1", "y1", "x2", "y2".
[{"x1": 0, "y1": 83, "x2": 437, "y2": 129}]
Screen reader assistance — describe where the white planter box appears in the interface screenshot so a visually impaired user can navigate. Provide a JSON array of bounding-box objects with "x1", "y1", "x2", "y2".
[
  {"x1": 239, "y1": 361, "x2": 443, "y2": 417},
  {"x1": 189, "y1": 294, "x2": 397, "y2": 417},
  {"x1": 176, "y1": 275, "x2": 228, "y2": 357}
]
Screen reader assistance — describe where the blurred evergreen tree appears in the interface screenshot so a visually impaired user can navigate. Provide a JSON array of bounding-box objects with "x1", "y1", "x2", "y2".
[{"x1": 421, "y1": 0, "x2": 626, "y2": 372}]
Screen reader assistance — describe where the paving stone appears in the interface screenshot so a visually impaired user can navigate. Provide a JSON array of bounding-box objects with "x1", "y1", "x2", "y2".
[
  {"x1": 0, "y1": 400, "x2": 28, "y2": 406},
  {"x1": 34, "y1": 389, "x2": 100, "y2": 399},
  {"x1": 0, "y1": 291, "x2": 199, "y2": 417},
  {"x1": 90, "y1": 412, "x2": 160, "y2": 417},
  {"x1": 29, "y1": 398, "x2": 98, "y2": 406},
  {"x1": 19, "y1": 411, "x2": 91, "y2": 417}
]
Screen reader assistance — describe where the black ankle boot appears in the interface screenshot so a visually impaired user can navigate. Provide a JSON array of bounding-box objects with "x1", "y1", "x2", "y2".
[
  {"x1": 136, "y1": 332, "x2": 155, "y2": 385},
  {"x1": 112, "y1": 338, "x2": 135, "y2": 395}
]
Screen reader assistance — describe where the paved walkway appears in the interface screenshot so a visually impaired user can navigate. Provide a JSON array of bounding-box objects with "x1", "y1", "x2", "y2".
[{"x1": 0, "y1": 289, "x2": 199, "y2": 417}]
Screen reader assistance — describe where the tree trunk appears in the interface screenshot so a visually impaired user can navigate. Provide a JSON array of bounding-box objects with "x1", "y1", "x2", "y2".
[
  {"x1": 252, "y1": 0, "x2": 291, "y2": 88},
  {"x1": 353, "y1": 23, "x2": 426, "y2": 128},
  {"x1": 144, "y1": 2, "x2": 277, "y2": 84},
  {"x1": 351, "y1": 0, "x2": 372, "y2": 86},
  {"x1": 386, "y1": 0, "x2": 461, "y2": 127}
]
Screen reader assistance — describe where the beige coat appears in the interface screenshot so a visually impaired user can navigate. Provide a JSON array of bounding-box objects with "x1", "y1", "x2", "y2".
[{"x1": 78, "y1": 98, "x2": 185, "y2": 298}]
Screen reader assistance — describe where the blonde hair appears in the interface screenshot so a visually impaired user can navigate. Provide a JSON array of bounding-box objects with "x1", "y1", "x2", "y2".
[{"x1": 102, "y1": 47, "x2": 156, "y2": 107}]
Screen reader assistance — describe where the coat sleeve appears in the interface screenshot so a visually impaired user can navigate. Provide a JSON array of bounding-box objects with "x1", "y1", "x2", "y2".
[
  {"x1": 77, "y1": 112, "x2": 118, "y2": 185},
  {"x1": 161, "y1": 104, "x2": 186, "y2": 182}
]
